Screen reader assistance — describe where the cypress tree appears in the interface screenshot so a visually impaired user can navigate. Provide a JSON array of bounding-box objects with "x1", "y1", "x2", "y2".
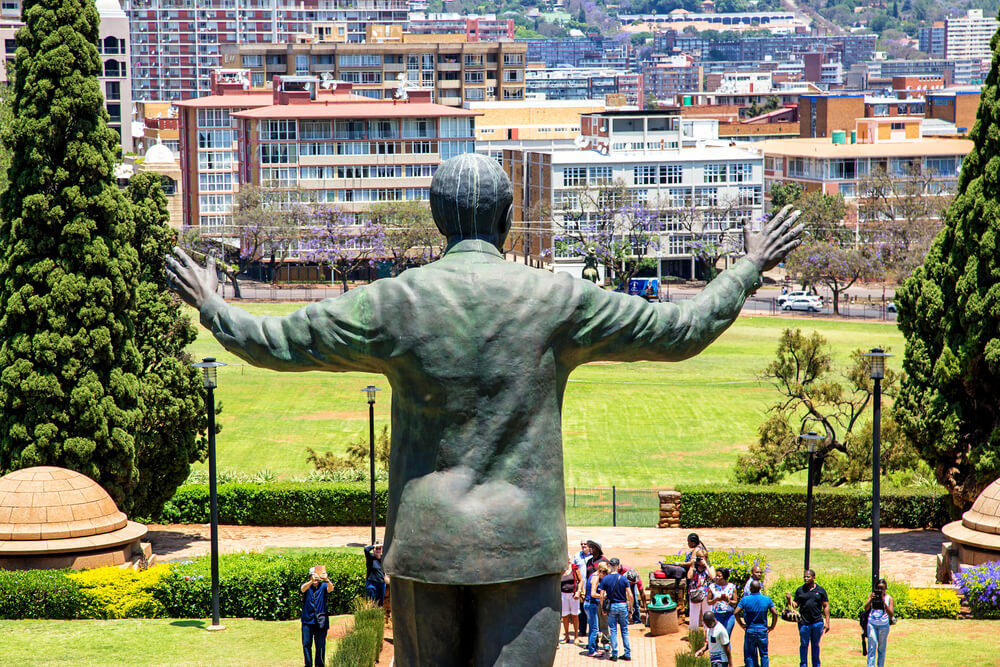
[
  {"x1": 125, "y1": 172, "x2": 209, "y2": 517},
  {"x1": 894, "y1": 27, "x2": 1000, "y2": 507},
  {"x1": 0, "y1": 0, "x2": 142, "y2": 505}
]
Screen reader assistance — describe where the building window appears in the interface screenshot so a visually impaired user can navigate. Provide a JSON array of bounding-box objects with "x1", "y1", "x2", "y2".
[
  {"x1": 105, "y1": 81, "x2": 120, "y2": 101},
  {"x1": 160, "y1": 177, "x2": 177, "y2": 195},
  {"x1": 106, "y1": 103, "x2": 121, "y2": 123},
  {"x1": 300, "y1": 165, "x2": 337, "y2": 180},
  {"x1": 260, "y1": 167, "x2": 298, "y2": 188},
  {"x1": 243, "y1": 55, "x2": 263, "y2": 67},
  {"x1": 197, "y1": 109, "x2": 231, "y2": 129},
  {"x1": 660, "y1": 164, "x2": 682, "y2": 184},
  {"x1": 730, "y1": 163, "x2": 753, "y2": 183},
  {"x1": 738, "y1": 186, "x2": 762, "y2": 206},
  {"x1": 198, "y1": 129, "x2": 234, "y2": 149},
  {"x1": 464, "y1": 70, "x2": 485, "y2": 84},
  {"x1": 334, "y1": 120, "x2": 365, "y2": 140},
  {"x1": 300, "y1": 119, "x2": 332, "y2": 140},
  {"x1": 402, "y1": 118, "x2": 434, "y2": 138},
  {"x1": 704, "y1": 164, "x2": 727, "y2": 183},
  {"x1": 634, "y1": 165, "x2": 657, "y2": 185},
  {"x1": 199, "y1": 172, "x2": 233, "y2": 192},
  {"x1": 503, "y1": 69, "x2": 523, "y2": 83},
  {"x1": 339, "y1": 54, "x2": 382, "y2": 67},
  {"x1": 199, "y1": 194, "x2": 233, "y2": 214},
  {"x1": 369, "y1": 119, "x2": 398, "y2": 139},
  {"x1": 440, "y1": 117, "x2": 474, "y2": 139},
  {"x1": 406, "y1": 140, "x2": 435, "y2": 154},
  {"x1": 259, "y1": 143, "x2": 297, "y2": 164},
  {"x1": 405, "y1": 164, "x2": 437, "y2": 178},
  {"x1": 563, "y1": 166, "x2": 587, "y2": 187},
  {"x1": 589, "y1": 166, "x2": 613, "y2": 185},
  {"x1": 694, "y1": 186, "x2": 718, "y2": 207},
  {"x1": 260, "y1": 120, "x2": 296, "y2": 141},
  {"x1": 198, "y1": 151, "x2": 233, "y2": 171}
]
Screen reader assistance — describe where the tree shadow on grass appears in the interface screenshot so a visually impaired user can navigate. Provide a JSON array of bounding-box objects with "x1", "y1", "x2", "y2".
[{"x1": 170, "y1": 620, "x2": 207, "y2": 629}]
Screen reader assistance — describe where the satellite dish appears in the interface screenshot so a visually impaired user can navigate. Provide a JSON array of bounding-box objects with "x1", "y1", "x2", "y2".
[
  {"x1": 573, "y1": 135, "x2": 589, "y2": 149},
  {"x1": 394, "y1": 72, "x2": 413, "y2": 101}
]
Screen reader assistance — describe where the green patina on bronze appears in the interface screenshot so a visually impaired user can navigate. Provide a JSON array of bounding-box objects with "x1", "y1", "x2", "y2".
[{"x1": 174, "y1": 153, "x2": 800, "y2": 665}]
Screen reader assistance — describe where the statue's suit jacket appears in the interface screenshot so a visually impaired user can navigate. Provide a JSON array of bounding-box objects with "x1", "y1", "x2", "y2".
[{"x1": 200, "y1": 239, "x2": 762, "y2": 586}]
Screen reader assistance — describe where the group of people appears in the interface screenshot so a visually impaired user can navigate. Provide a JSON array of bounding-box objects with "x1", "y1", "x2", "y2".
[{"x1": 564, "y1": 539, "x2": 646, "y2": 661}]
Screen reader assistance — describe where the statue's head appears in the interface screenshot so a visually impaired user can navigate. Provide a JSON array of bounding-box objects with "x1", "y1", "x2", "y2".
[{"x1": 430, "y1": 153, "x2": 513, "y2": 249}]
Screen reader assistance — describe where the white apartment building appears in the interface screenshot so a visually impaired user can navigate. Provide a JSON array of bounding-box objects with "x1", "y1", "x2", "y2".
[
  {"x1": 505, "y1": 111, "x2": 765, "y2": 281},
  {"x1": 945, "y1": 9, "x2": 999, "y2": 63}
]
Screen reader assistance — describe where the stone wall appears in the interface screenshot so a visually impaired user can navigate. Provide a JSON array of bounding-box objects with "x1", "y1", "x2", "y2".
[{"x1": 658, "y1": 490, "x2": 681, "y2": 528}]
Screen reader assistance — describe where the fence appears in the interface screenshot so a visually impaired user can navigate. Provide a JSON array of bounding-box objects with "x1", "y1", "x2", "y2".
[{"x1": 565, "y1": 486, "x2": 660, "y2": 527}]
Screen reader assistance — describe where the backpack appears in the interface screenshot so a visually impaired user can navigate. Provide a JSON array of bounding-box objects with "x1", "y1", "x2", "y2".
[{"x1": 858, "y1": 609, "x2": 869, "y2": 656}]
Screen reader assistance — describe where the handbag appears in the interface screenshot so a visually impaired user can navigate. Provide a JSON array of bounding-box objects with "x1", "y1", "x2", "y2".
[{"x1": 602, "y1": 596, "x2": 612, "y2": 613}]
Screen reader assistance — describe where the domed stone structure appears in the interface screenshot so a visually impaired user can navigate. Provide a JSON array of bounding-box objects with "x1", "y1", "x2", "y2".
[
  {"x1": 938, "y1": 477, "x2": 1000, "y2": 581},
  {"x1": 0, "y1": 467, "x2": 148, "y2": 570},
  {"x1": 143, "y1": 141, "x2": 174, "y2": 165}
]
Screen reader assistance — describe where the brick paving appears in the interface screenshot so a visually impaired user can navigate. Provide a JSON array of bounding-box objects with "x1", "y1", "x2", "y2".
[
  {"x1": 148, "y1": 524, "x2": 945, "y2": 587},
  {"x1": 554, "y1": 629, "x2": 657, "y2": 666}
]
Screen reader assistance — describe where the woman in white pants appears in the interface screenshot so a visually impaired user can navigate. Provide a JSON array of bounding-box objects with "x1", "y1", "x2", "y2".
[{"x1": 687, "y1": 556, "x2": 714, "y2": 631}]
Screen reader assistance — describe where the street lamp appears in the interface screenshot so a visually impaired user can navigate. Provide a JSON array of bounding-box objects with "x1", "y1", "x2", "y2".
[
  {"x1": 362, "y1": 384, "x2": 381, "y2": 545},
  {"x1": 861, "y1": 347, "x2": 892, "y2": 592},
  {"x1": 799, "y1": 431, "x2": 823, "y2": 571},
  {"x1": 192, "y1": 357, "x2": 227, "y2": 631}
]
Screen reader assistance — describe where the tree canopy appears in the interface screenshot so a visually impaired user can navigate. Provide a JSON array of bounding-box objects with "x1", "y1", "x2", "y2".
[{"x1": 894, "y1": 33, "x2": 1000, "y2": 507}]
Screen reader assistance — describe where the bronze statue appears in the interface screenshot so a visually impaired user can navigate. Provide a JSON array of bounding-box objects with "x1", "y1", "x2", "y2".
[
  {"x1": 166, "y1": 153, "x2": 801, "y2": 666},
  {"x1": 581, "y1": 246, "x2": 600, "y2": 284}
]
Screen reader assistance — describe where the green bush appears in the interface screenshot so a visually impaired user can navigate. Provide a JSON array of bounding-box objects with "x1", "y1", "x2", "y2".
[
  {"x1": 768, "y1": 574, "x2": 910, "y2": 619},
  {"x1": 67, "y1": 564, "x2": 169, "y2": 619},
  {"x1": 330, "y1": 598, "x2": 385, "y2": 667},
  {"x1": 901, "y1": 588, "x2": 960, "y2": 619},
  {"x1": 0, "y1": 570, "x2": 85, "y2": 619},
  {"x1": 705, "y1": 550, "x2": 769, "y2": 592},
  {"x1": 688, "y1": 627, "x2": 706, "y2": 652},
  {"x1": 153, "y1": 550, "x2": 365, "y2": 619},
  {"x1": 674, "y1": 652, "x2": 710, "y2": 667},
  {"x1": 678, "y1": 485, "x2": 952, "y2": 529},
  {"x1": 161, "y1": 482, "x2": 389, "y2": 525}
]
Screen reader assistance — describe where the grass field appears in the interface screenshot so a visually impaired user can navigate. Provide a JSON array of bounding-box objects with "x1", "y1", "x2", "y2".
[
  {"x1": 2, "y1": 617, "x2": 997, "y2": 667},
  {"x1": 185, "y1": 303, "x2": 903, "y2": 489}
]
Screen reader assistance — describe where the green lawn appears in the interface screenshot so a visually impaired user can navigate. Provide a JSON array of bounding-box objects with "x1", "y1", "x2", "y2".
[
  {"x1": 0, "y1": 618, "x2": 326, "y2": 666},
  {"x1": 1, "y1": 617, "x2": 996, "y2": 666},
  {"x1": 186, "y1": 303, "x2": 903, "y2": 488}
]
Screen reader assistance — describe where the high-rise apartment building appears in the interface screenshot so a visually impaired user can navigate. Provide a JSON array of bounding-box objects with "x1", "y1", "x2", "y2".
[
  {"x1": 918, "y1": 22, "x2": 946, "y2": 57},
  {"x1": 221, "y1": 39, "x2": 526, "y2": 106},
  {"x1": 944, "y1": 9, "x2": 999, "y2": 63},
  {"x1": 124, "y1": 0, "x2": 409, "y2": 101},
  {"x1": 174, "y1": 71, "x2": 478, "y2": 229},
  {"x1": 525, "y1": 67, "x2": 642, "y2": 106},
  {"x1": 0, "y1": 0, "x2": 133, "y2": 151}
]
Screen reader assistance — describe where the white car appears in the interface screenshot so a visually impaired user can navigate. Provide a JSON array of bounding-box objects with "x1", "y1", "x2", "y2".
[
  {"x1": 782, "y1": 296, "x2": 823, "y2": 313},
  {"x1": 777, "y1": 290, "x2": 822, "y2": 306}
]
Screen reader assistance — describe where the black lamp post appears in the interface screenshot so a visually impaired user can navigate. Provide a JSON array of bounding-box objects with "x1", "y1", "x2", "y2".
[
  {"x1": 799, "y1": 431, "x2": 823, "y2": 571},
  {"x1": 362, "y1": 384, "x2": 381, "y2": 545},
  {"x1": 862, "y1": 347, "x2": 892, "y2": 592},
  {"x1": 193, "y1": 357, "x2": 226, "y2": 631}
]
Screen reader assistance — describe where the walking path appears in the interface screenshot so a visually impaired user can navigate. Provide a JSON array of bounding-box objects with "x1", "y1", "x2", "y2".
[
  {"x1": 554, "y1": 630, "x2": 657, "y2": 666},
  {"x1": 146, "y1": 524, "x2": 944, "y2": 587}
]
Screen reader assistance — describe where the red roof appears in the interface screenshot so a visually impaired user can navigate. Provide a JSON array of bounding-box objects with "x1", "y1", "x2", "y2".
[
  {"x1": 231, "y1": 102, "x2": 480, "y2": 120},
  {"x1": 174, "y1": 92, "x2": 274, "y2": 109}
]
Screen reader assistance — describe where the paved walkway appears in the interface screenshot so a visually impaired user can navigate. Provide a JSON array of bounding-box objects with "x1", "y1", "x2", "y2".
[
  {"x1": 554, "y1": 630, "x2": 657, "y2": 666},
  {"x1": 147, "y1": 524, "x2": 944, "y2": 586}
]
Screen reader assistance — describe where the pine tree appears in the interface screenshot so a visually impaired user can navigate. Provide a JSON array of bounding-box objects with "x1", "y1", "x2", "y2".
[
  {"x1": 125, "y1": 172, "x2": 209, "y2": 517},
  {"x1": 0, "y1": 0, "x2": 142, "y2": 505},
  {"x1": 894, "y1": 30, "x2": 1000, "y2": 507}
]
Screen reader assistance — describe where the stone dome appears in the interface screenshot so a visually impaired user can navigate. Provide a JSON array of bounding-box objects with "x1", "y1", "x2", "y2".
[
  {"x1": 0, "y1": 467, "x2": 147, "y2": 569},
  {"x1": 942, "y1": 477, "x2": 1000, "y2": 568},
  {"x1": 961, "y1": 478, "x2": 1000, "y2": 534},
  {"x1": 144, "y1": 142, "x2": 175, "y2": 165}
]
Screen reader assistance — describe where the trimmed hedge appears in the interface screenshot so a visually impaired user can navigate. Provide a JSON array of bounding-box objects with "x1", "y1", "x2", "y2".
[
  {"x1": 901, "y1": 588, "x2": 961, "y2": 619},
  {"x1": 160, "y1": 482, "x2": 388, "y2": 526},
  {"x1": 678, "y1": 485, "x2": 954, "y2": 529},
  {"x1": 331, "y1": 601, "x2": 385, "y2": 667},
  {"x1": 0, "y1": 569, "x2": 86, "y2": 619},
  {"x1": 0, "y1": 550, "x2": 366, "y2": 621},
  {"x1": 155, "y1": 551, "x2": 365, "y2": 619}
]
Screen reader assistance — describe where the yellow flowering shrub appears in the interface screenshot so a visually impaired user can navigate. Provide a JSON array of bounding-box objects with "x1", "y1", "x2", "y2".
[{"x1": 67, "y1": 564, "x2": 171, "y2": 619}]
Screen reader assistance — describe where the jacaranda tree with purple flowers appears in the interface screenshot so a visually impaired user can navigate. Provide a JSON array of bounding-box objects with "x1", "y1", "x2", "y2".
[
  {"x1": 784, "y1": 241, "x2": 885, "y2": 315},
  {"x1": 552, "y1": 181, "x2": 660, "y2": 286},
  {"x1": 304, "y1": 206, "x2": 387, "y2": 292}
]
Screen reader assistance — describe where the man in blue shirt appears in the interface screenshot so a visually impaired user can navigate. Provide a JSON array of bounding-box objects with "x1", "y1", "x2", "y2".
[
  {"x1": 735, "y1": 580, "x2": 778, "y2": 667},
  {"x1": 598, "y1": 566, "x2": 635, "y2": 661},
  {"x1": 300, "y1": 567, "x2": 333, "y2": 667},
  {"x1": 364, "y1": 543, "x2": 385, "y2": 606}
]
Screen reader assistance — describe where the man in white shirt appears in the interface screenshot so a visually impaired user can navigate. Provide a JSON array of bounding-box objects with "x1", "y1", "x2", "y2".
[{"x1": 695, "y1": 611, "x2": 732, "y2": 667}]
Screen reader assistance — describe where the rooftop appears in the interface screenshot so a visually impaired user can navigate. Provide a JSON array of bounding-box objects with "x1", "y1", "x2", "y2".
[
  {"x1": 232, "y1": 101, "x2": 479, "y2": 120},
  {"x1": 536, "y1": 144, "x2": 762, "y2": 164},
  {"x1": 757, "y1": 136, "x2": 972, "y2": 159}
]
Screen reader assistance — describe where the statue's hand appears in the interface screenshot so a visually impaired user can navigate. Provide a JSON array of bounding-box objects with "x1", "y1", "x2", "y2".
[
  {"x1": 744, "y1": 205, "x2": 804, "y2": 273},
  {"x1": 165, "y1": 247, "x2": 219, "y2": 309}
]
